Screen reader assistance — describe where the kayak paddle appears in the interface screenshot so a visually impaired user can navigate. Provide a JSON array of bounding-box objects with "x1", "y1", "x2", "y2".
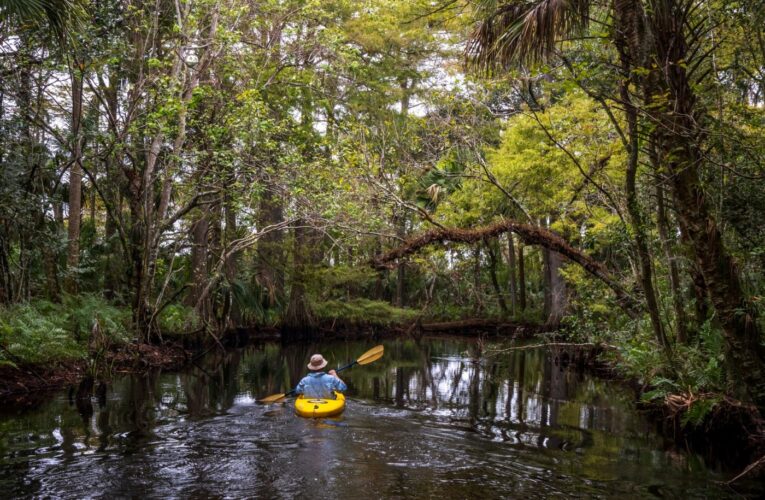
[{"x1": 258, "y1": 344, "x2": 384, "y2": 403}]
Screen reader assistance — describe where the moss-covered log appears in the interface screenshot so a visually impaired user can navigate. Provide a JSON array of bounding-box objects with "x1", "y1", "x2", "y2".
[{"x1": 371, "y1": 219, "x2": 643, "y2": 319}]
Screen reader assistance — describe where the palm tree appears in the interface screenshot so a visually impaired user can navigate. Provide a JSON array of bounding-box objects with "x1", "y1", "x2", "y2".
[
  {"x1": 0, "y1": 0, "x2": 82, "y2": 38},
  {"x1": 466, "y1": 0, "x2": 593, "y2": 70},
  {"x1": 465, "y1": 0, "x2": 765, "y2": 413}
]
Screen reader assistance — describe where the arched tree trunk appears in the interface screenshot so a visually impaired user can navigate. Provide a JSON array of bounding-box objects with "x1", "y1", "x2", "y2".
[{"x1": 372, "y1": 219, "x2": 642, "y2": 318}]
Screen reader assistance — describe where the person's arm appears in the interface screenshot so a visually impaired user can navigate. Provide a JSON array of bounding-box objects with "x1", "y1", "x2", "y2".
[
  {"x1": 328, "y1": 370, "x2": 347, "y2": 392},
  {"x1": 294, "y1": 376, "x2": 306, "y2": 395}
]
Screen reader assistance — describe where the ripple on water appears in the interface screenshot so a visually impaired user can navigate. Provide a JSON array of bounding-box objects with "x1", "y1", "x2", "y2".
[{"x1": 0, "y1": 338, "x2": 761, "y2": 499}]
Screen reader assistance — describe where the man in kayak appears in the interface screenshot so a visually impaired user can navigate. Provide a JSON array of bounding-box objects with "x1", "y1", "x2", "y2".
[{"x1": 295, "y1": 354, "x2": 347, "y2": 399}]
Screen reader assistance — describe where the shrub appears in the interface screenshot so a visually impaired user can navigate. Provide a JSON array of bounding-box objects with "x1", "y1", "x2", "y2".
[
  {"x1": 313, "y1": 298, "x2": 418, "y2": 325},
  {"x1": 0, "y1": 301, "x2": 84, "y2": 366},
  {"x1": 156, "y1": 303, "x2": 201, "y2": 334},
  {"x1": 0, "y1": 295, "x2": 131, "y2": 367}
]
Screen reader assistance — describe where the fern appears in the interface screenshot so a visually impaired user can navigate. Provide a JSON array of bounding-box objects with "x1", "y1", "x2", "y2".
[
  {"x1": 312, "y1": 299, "x2": 418, "y2": 325},
  {"x1": 0, "y1": 303, "x2": 84, "y2": 365},
  {"x1": 681, "y1": 396, "x2": 722, "y2": 427},
  {"x1": 157, "y1": 303, "x2": 201, "y2": 333},
  {"x1": 0, "y1": 295, "x2": 132, "y2": 366}
]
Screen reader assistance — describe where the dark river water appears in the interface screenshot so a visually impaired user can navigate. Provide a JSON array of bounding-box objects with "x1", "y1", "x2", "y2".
[{"x1": 0, "y1": 337, "x2": 760, "y2": 498}]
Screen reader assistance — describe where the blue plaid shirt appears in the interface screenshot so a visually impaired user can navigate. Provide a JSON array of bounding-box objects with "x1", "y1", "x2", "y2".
[{"x1": 295, "y1": 372, "x2": 347, "y2": 399}]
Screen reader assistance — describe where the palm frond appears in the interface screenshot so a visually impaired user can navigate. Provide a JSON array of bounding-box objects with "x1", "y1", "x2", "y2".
[
  {"x1": 467, "y1": 0, "x2": 592, "y2": 71},
  {"x1": 0, "y1": 0, "x2": 83, "y2": 38}
]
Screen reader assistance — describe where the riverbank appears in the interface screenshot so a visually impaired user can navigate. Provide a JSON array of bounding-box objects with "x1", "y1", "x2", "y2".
[
  {"x1": 0, "y1": 341, "x2": 190, "y2": 402},
  {"x1": 1, "y1": 322, "x2": 763, "y2": 480},
  {"x1": 0, "y1": 316, "x2": 544, "y2": 401},
  {"x1": 646, "y1": 391, "x2": 765, "y2": 477},
  {"x1": 503, "y1": 339, "x2": 765, "y2": 480},
  {"x1": 5, "y1": 336, "x2": 760, "y2": 498}
]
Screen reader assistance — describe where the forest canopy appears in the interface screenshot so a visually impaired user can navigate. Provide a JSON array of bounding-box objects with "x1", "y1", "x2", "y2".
[{"x1": 1, "y1": 0, "x2": 765, "y2": 413}]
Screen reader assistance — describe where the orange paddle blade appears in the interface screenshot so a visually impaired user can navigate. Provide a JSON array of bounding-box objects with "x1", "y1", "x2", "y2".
[
  {"x1": 357, "y1": 345, "x2": 384, "y2": 365},
  {"x1": 258, "y1": 392, "x2": 288, "y2": 403}
]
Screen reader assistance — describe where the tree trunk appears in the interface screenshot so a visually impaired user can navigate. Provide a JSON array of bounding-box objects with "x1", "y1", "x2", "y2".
[
  {"x1": 507, "y1": 234, "x2": 517, "y2": 315},
  {"x1": 128, "y1": 197, "x2": 149, "y2": 336},
  {"x1": 65, "y1": 69, "x2": 84, "y2": 294},
  {"x1": 283, "y1": 221, "x2": 315, "y2": 330},
  {"x1": 256, "y1": 184, "x2": 285, "y2": 308},
  {"x1": 223, "y1": 196, "x2": 240, "y2": 325},
  {"x1": 187, "y1": 208, "x2": 210, "y2": 311},
  {"x1": 656, "y1": 182, "x2": 689, "y2": 344},
  {"x1": 542, "y1": 245, "x2": 552, "y2": 317},
  {"x1": 473, "y1": 245, "x2": 483, "y2": 314},
  {"x1": 486, "y1": 239, "x2": 508, "y2": 314},
  {"x1": 102, "y1": 65, "x2": 122, "y2": 301},
  {"x1": 687, "y1": 259, "x2": 710, "y2": 330},
  {"x1": 650, "y1": 0, "x2": 765, "y2": 409},
  {"x1": 104, "y1": 208, "x2": 120, "y2": 300},
  {"x1": 224, "y1": 198, "x2": 238, "y2": 282},
  {"x1": 0, "y1": 227, "x2": 12, "y2": 305},
  {"x1": 614, "y1": 2, "x2": 671, "y2": 355},
  {"x1": 395, "y1": 212, "x2": 406, "y2": 307},
  {"x1": 518, "y1": 240, "x2": 526, "y2": 311},
  {"x1": 547, "y1": 251, "x2": 567, "y2": 327},
  {"x1": 394, "y1": 79, "x2": 411, "y2": 309}
]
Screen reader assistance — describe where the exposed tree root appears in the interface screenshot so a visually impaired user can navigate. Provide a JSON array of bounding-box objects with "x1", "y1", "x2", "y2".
[
  {"x1": 728, "y1": 454, "x2": 765, "y2": 484},
  {"x1": 657, "y1": 390, "x2": 765, "y2": 473}
]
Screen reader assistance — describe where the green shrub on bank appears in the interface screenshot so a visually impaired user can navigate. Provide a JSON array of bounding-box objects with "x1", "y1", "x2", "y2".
[
  {"x1": 156, "y1": 303, "x2": 201, "y2": 334},
  {"x1": 562, "y1": 298, "x2": 730, "y2": 427},
  {"x1": 313, "y1": 298, "x2": 418, "y2": 325},
  {"x1": 0, "y1": 295, "x2": 131, "y2": 368},
  {"x1": 64, "y1": 294, "x2": 131, "y2": 345},
  {"x1": 0, "y1": 302, "x2": 83, "y2": 366}
]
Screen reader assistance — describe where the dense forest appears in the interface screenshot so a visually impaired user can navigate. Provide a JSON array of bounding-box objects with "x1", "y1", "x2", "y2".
[{"x1": 1, "y1": 0, "x2": 764, "y2": 441}]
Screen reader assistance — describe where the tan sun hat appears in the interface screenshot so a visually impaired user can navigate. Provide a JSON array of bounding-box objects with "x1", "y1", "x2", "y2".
[{"x1": 307, "y1": 354, "x2": 328, "y2": 371}]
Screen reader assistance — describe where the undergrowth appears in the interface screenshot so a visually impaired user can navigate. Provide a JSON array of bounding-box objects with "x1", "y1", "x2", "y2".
[
  {"x1": 312, "y1": 298, "x2": 418, "y2": 325},
  {"x1": 156, "y1": 303, "x2": 201, "y2": 334},
  {"x1": 564, "y1": 308, "x2": 730, "y2": 427},
  {"x1": 0, "y1": 295, "x2": 130, "y2": 368}
]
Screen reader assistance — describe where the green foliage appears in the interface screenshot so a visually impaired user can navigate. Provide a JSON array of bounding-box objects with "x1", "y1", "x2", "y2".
[
  {"x1": 313, "y1": 298, "x2": 418, "y2": 326},
  {"x1": 681, "y1": 396, "x2": 722, "y2": 427},
  {"x1": 63, "y1": 294, "x2": 131, "y2": 344},
  {"x1": 0, "y1": 295, "x2": 131, "y2": 367},
  {"x1": 0, "y1": 301, "x2": 82, "y2": 366},
  {"x1": 310, "y1": 265, "x2": 380, "y2": 301},
  {"x1": 616, "y1": 319, "x2": 726, "y2": 404},
  {"x1": 156, "y1": 304, "x2": 201, "y2": 334}
]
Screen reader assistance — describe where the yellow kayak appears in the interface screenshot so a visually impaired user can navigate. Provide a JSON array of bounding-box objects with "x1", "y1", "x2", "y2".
[{"x1": 294, "y1": 392, "x2": 346, "y2": 418}]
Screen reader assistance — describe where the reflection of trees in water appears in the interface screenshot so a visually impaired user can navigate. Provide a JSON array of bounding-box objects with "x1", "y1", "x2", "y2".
[
  {"x1": 312, "y1": 339, "x2": 638, "y2": 452},
  {"x1": 0, "y1": 337, "x2": 645, "y2": 484}
]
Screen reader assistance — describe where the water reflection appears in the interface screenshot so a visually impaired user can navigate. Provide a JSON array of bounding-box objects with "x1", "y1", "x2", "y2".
[{"x1": 0, "y1": 337, "x2": 759, "y2": 498}]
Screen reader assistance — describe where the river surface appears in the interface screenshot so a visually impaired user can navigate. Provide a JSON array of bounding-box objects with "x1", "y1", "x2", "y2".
[{"x1": 0, "y1": 337, "x2": 760, "y2": 498}]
